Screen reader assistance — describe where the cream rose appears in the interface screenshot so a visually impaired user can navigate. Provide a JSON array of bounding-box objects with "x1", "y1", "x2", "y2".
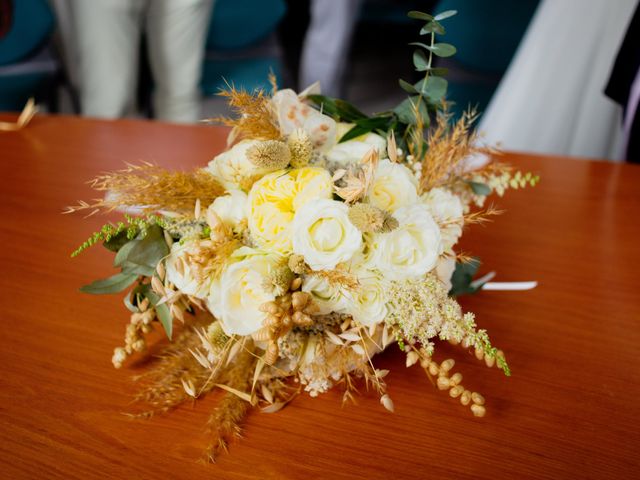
[
  {"x1": 301, "y1": 274, "x2": 350, "y2": 314},
  {"x1": 325, "y1": 123, "x2": 387, "y2": 166},
  {"x1": 247, "y1": 167, "x2": 333, "y2": 253},
  {"x1": 206, "y1": 248, "x2": 281, "y2": 336},
  {"x1": 206, "y1": 140, "x2": 275, "y2": 191},
  {"x1": 367, "y1": 203, "x2": 442, "y2": 280},
  {"x1": 422, "y1": 187, "x2": 464, "y2": 249},
  {"x1": 272, "y1": 88, "x2": 336, "y2": 152},
  {"x1": 367, "y1": 159, "x2": 418, "y2": 213},
  {"x1": 345, "y1": 269, "x2": 389, "y2": 327},
  {"x1": 292, "y1": 198, "x2": 362, "y2": 270},
  {"x1": 165, "y1": 241, "x2": 209, "y2": 299},
  {"x1": 207, "y1": 189, "x2": 247, "y2": 232}
]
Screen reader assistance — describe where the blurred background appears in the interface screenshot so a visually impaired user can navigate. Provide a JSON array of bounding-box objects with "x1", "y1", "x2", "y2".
[{"x1": 0, "y1": 0, "x2": 638, "y2": 161}]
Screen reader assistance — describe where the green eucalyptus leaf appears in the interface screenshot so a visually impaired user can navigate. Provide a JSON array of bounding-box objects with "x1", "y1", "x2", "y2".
[
  {"x1": 415, "y1": 76, "x2": 448, "y2": 102},
  {"x1": 420, "y1": 21, "x2": 445, "y2": 35},
  {"x1": 127, "y1": 224, "x2": 169, "y2": 270},
  {"x1": 412, "y1": 49, "x2": 429, "y2": 71},
  {"x1": 121, "y1": 261, "x2": 155, "y2": 277},
  {"x1": 103, "y1": 230, "x2": 131, "y2": 252},
  {"x1": 393, "y1": 96, "x2": 429, "y2": 126},
  {"x1": 430, "y1": 42, "x2": 457, "y2": 57},
  {"x1": 449, "y1": 258, "x2": 481, "y2": 297},
  {"x1": 80, "y1": 272, "x2": 138, "y2": 295},
  {"x1": 114, "y1": 239, "x2": 138, "y2": 268},
  {"x1": 427, "y1": 67, "x2": 449, "y2": 76},
  {"x1": 408, "y1": 11, "x2": 433, "y2": 21},
  {"x1": 139, "y1": 284, "x2": 173, "y2": 339},
  {"x1": 399, "y1": 79, "x2": 419, "y2": 94},
  {"x1": 434, "y1": 10, "x2": 457, "y2": 21},
  {"x1": 468, "y1": 181, "x2": 492, "y2": 196}
]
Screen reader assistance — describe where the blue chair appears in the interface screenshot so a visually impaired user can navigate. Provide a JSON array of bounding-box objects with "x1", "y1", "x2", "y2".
[
  {"x1": 0, "y1": 0, "x2": 57, "y2": 112},
  {"x1": 433, "y1": 0, "x2": 540, "y2": 118},
  {"x1": 200, "y1": 0, "x2": 287, "y2": 94}
]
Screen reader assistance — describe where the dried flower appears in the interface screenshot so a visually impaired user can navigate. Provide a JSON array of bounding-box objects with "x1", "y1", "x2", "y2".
[
  {"x1": 347, "y1": 203, "x2": 398, "y2": 233},
  {"x1": 287, "y1": 128, "x2": 313, "y2": 167},
  {"x1": 247, "y1": 140, "x2": 291, "y2": 169}
]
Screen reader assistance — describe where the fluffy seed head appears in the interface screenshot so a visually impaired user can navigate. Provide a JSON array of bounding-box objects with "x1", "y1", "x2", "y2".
[
  {"x1": 247, "y1": 140, "x2": 291, "y2": 169},
  {"x1": 287, "y1": 128, "x2": 313, "y2": 167},
  {"x1": 263, "y1": 265, "x2": 295, "y2": 296},
  {"x1": 347, "y1": 203, "x2": 398, "y2": 233}
]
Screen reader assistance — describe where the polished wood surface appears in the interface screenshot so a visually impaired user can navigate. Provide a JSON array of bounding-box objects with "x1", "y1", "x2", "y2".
[{"x1": 0, "y1": 115, "x2": 638, "y2": 479}]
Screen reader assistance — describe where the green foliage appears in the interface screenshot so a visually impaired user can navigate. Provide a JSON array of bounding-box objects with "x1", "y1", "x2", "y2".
[
  {"x1": 307, "y1": 9, "x2": 458, "y2": 154},
  {"x1": 449, "y1": 258, "x2": 484, "y2": 296},
  {"x1": 80, "y1": 271, "x2": 138, "y2": 294},
  {"x1": 134, "y1": 284, "x2": 173, "y2": 339},
  {"x1": 71, "y1": 214, "x2": 165, "y2": 257},
  {"x1": 467, "y1": 180, "x2": 492, "y2": 196}
]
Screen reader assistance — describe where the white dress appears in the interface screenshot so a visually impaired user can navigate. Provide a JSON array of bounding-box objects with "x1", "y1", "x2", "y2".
[{"x1": 478, "y1": 0, "x2": 637, "y2": 161}]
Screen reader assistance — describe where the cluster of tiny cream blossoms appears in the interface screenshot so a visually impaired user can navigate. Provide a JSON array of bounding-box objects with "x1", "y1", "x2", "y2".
[{"x1": 112, "y1": 299, "x2": 154, "y2": 368}]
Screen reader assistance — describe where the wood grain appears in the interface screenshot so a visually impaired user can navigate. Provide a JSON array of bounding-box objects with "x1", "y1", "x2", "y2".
[{"x1": 0, "y1": 115, "x2": 638, "y2": 479}]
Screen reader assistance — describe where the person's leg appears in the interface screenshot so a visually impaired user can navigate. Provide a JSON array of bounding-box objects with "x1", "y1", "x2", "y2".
[
  {"x1": 69, "y1": 0, "x2": 144, "y2": 118},
  {"x1": 146, "y1": 0, "x2": 214, "y2": 123},
  {"x1": 299, "y1": 0, "x2": 363, "y2": 97}
]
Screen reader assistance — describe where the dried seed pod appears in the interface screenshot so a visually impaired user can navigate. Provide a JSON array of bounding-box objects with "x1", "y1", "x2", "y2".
[
  {"x1": 471, "y1": 392, "x2": 485, "y2": 405},
  {"x1": 291, "y1": 291, "x2": 309, "y2": 310},
  {"x1": 436, "y1": 376, "x2": 451, "y2": 390},
  {"x1": 428, "y1": 363, "x2": 440, "y2": 376},
  {"x1": 460, "y1": 390, "x2": 472, "y2": 406},
  {"x1": 290, "y1": 277, "x2": 303, "y2": 290},
  {"x1": 485, "y1": 355, "x2": 496, "y2": 368},
  {"x1": 440, "y1": 359, "x2": 455, "y2": 372},
  {"x1": 406, "y1": 351, "x2": 419, "y2": 368},
  {"x1": 449, "y1": 373, "x2": 463, "y2": 386},
  {"x1": 265, "y1": 343, "x2": 279, "y2": 365},
  {"x1": 380, "y1": 394, "x2": 395, "y2": 413},
  {"x1": 470, "y1": 404, "x2": 486, "y2": 417},
  {"x1": 449, "y1": 385, "x2": 464, "y2": 398},
  {"x1": 474, "y1": 346, "x2": 484, "y2": 360}
]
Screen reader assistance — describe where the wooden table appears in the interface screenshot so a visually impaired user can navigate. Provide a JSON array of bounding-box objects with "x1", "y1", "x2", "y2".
[{"x1": 0, "y1": 115, "x2": 638, "y2": 479}]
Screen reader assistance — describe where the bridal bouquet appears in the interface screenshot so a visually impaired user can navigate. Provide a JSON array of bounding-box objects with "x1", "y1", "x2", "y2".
[{"x1": 69, "y1": 10, "x2": 538, "y2": 460}]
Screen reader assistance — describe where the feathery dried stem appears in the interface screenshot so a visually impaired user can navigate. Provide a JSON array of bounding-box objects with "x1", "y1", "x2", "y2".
[
  {"x1": 419, "y1": 109, "x2": 496, "y2": 193},
  {"x1": 66, "y1": 163, "x2": 225, "y2": 215},
  {"x1": 205, "y1": 342, "x2": 256, "y2": 461},
  {"x1": 206, "y1": 85, "x2": 280, "y2": 144}
]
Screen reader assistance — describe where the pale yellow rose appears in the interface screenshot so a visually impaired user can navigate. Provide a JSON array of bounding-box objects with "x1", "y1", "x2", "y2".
[
  {"x1": 345, "y1": 269, "x2": 389, "y2": 327},
  {"x1": 292, "y1": 198, "x2": 362, "y2": 270},
  {"x1": 367, "y1": 203, "x2": 442, "y2": 280},
  {"x1": 207, "y1": 189, "x2": 247, "y2": 232},
  {"x1": 206, "y1": 247, "x2": 282, "y2": 336},
  {"x1": 205, "y1": 140, "x2": 276, "y2": 191},
  {"x1": 422, "y1": 187, "x2": 464, "y2": 250},
  {"x1": 247, "y1": 167, "x2": 333, "y2": 253},
  {"x1": 326, "y1": 123, "x2": 387, "y2": 166},
  {"x1": 367, "y1": 159, "x2": 418, "y2": 213}
]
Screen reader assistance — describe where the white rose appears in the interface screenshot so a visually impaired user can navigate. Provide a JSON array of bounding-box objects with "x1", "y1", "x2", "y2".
[
  {"x1": 367, "y1": 203, "x2": 442, "y2": 280},
  {"x1": 208, "y1": 189, "x2": 247, "y2": 231},
  {"x1": 292, "y1": 198, "x2": 363, "y2": 270},
  {"x1": 436, "y1": 253, "x2": 457, "y2": 292},
  {"x1": 367, "y1": 159, "x2": 418, "y2": 213},
  {"x1": 422, "y1": 187, "x2": 464, "y2": 249},
  {"x1": 206, "y1": 248, "x2": 281, "y2": 336},
  {"x1": 272, "y1": 89, "x2": 336, "y2": 152},
  {"x1": 205, "y1": 140, "x2": 275, "y2": 191},
  {"x1": 165, "y1": 241, "x2": 209, "y2": 299},
  {"x1": 345, "y1": 269, "x2": 389, "y2": 327},
  {"x1": 325, "y1": 123, "x2": 386, "y2": 166},
  {"x1": 301, "y1": 274, "x2": 350, "y2": 314}
]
